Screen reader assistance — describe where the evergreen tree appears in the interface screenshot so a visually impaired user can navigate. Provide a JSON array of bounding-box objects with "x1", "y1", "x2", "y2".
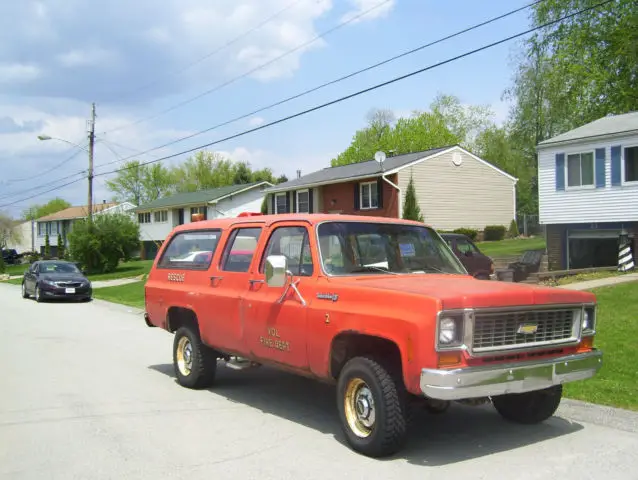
[
  {"x1": 44, "y1": 233, "x2": 51, "y2": 258},
  {"x1": 402, "y1": 175, "x2": 423, "y2": 222},
  {"x1": 57, "y1": 232, "x2": 65, "y2": 259}
]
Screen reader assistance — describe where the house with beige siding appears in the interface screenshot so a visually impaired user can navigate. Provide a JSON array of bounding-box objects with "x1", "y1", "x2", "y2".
[
  {"x1": 537, "y1": 111, "x2": 638, "y2": 271},
  {"x1": 263, "y1": 145, "x2": 517, "y2": 232}
]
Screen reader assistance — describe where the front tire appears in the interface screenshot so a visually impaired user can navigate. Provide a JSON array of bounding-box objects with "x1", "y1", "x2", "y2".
[
  {"x1": 172, "y1": 326, "x2": 217, "y2": 389},
  {"x1": 492, "y1": 385, "x2": 563, "y2": 424},
  {"x1": 35, "y1": 285, "x2": 43, "y2": 303},
  {"x1": 336, "y1": 356, "x2": 408, "y2": 458},
  {"x1": 21, "y1": 282, "x2": 29, "y2": 299}
]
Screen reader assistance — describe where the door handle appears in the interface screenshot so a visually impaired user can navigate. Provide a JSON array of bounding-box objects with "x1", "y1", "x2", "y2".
[
  {"x1": 248, "y1": 279, "x2": 264, "y2": 285},
  {"x1": 209, "y1": 275, "x2": 223, "y2": 281}
]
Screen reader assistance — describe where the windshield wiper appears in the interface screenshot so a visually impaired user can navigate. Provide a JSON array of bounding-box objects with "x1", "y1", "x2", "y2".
[{"x1": 350, "y1": 265, "x2": 400, "y2": 275}]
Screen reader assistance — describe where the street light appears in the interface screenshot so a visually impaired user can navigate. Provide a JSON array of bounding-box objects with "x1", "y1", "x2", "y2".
[{"x1": 37, "y1": 134, "x2": 90, "y2": 152}]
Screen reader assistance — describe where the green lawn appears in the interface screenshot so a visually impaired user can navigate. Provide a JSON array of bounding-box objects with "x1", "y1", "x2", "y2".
[
  {"x1": 88, "y1": 260, "x2": 153, "y2": 281},
  {"x1": 4, "y1": 263, "x2": 29, "y2": 276},
  {"x1": 563, "y1": 281, "x2": 638, "y2": 411},
  {"x1": 476, "y1": 236, "x2": 546, "y2": 257},
  {"x1": 92, "y1": 281, "x2": 146, "y2": 309}
]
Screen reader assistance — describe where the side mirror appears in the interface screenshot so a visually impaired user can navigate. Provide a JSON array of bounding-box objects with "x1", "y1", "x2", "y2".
[
  {"x1": 82, "y1": 270, "x2": 88, "y2": 276},
  {"x1": 464, "y1": 251, "x2": 473, "y2": 257},
  {"x1": 265, "y1": 255, "x2": 288, "y2": 287}
]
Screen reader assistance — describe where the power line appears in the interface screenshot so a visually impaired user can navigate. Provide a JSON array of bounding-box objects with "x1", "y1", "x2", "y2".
[
  {"x1": 92, "y1": 0, "x2": 546, "y2": 173},
  {"x1": 4, "y1": 0, "x2": 543, "y2": 194},
  {"x1": 105, "y1": 0, "x2": 306, "y2": 103},
  {"x1": 99, "y1": 0, "x2": 393, "y2": 135},
  {"x1": 0, "y1": 177, "x2": 86, "y2": 209},
  {"x1": 92, "y1": 0, "x2": 614, "y2": 181}
]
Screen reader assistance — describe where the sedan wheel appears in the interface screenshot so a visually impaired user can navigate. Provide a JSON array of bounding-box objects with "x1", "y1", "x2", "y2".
[
  {"x1": 35, "y1": 285, "x2": 43, "y2": 303},
  {"x1": 21, "y1": 282, "x2": 29, "y2": 299}
]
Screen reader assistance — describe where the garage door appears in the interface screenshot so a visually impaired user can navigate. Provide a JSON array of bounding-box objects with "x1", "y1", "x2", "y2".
[{"x1": 567, "y1": 229, "x2": 633, "y2": 269}]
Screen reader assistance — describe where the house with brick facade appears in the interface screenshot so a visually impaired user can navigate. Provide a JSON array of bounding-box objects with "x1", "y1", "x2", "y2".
[
  {"x1": 537, "y1": 111, "x2": 638, "y2": 270},
  {"x1": 264, "y1": 145, "x2": 517, "y2": 232}
]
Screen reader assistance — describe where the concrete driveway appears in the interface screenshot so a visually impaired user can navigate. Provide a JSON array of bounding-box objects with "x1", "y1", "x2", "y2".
[{"x1": 1, "y1": 283, "x2": 637, "y2": 479}]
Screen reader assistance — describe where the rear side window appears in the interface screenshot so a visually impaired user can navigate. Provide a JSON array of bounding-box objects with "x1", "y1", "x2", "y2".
[
  {"x1": 220, "y1": 227, "x2": 262, "y2": 273},
  {"x1": 158, "y1": 230, "x2": 221, "y2": 270}
]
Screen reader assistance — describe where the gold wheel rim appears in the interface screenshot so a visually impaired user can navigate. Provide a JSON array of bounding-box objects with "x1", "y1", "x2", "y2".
[
  {"x1": 176, "y1": 336, "x2": 193, "y2": 376},
  {"x1": 344, "y1": 378, "x2": 376, "y2": 438}
]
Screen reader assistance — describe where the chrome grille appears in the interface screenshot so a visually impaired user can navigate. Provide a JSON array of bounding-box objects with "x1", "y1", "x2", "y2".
[
  {"x1": 56, "y1": 282, "x2": 83, "y2": 288},
  {"x1": 473, "y1": 309, "x2": 576, "y2": 352}
]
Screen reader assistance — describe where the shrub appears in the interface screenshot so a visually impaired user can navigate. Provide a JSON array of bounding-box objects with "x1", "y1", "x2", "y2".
[
  {"x1": 0, "y1": 255, "x2": 5, "y2": 274},
  {"x1": 452, "y1": 228, "x2": 478, "y2": 241},
  {"x1": 44, "y1": 234, "x2": 51, "y2": 258},
  {"x1": 57, "y1": 233, "x2": 65, "y2": 259},
  {"x1": 484, "y1": 225, "x2": 507, "y2": 241},
  {"x1": 261, "y1": 196, "x2": 268, "y2": 214},
  {"x1": 27, "y1": 251, "x2": 40, "y2": 263},
  {"x1": 68, "y1": 213, "x2": 140, "y2": 274},
  {"x1": 402, "y1": 175, "x2": 424, "y2": 222},
  {"x1": 507, "y1": 219, "x2": 519, "y2": 238}
]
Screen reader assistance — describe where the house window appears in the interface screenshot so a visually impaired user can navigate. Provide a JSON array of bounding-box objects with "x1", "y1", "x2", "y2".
[
  {"x1": 360, "y1": 181, "x2": 379, "y2": 209},
  {"x1": 190, "y1": 206, "x2": 207, "y2": 220},
  {"x1": 138, "y1": 212, "x2": 151, "y2": 224},
  {"x1": 296, "y1": 189, "x2": 310, "y2": 213},
  {"x1": 38, "y1": 223, "x2": 45, "y2": 236},
  {"x1": 50, "y1": 222, "x2": 59, "y2": 236},
  {"x1": 624, "y1": 146, "x2": 638, "y2": 183},
  {"x1": 275, "y1": 193, "x2": 287, "y2": 214},
  {"x1": 154, "y1": 210, "x2": 168, "y2": 223},
  {"x1": 567, "y1": 152, "x2": 594, "y2": 187}
]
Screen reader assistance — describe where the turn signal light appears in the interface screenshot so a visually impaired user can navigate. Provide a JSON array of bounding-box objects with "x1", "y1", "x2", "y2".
[
  {"x1": 438, "y1": 351, "x2": 462, "y2": 368},
  {"x1": 577, "y1": 336, "x2": 594, "y2": 352}
]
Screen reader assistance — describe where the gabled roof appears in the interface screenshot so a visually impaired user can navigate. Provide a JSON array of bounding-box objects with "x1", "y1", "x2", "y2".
[
  {"x1": 265, "y1": 144, "x2": 516, "y2": 193},
  {"x1": 37, "y1": 202, "x2": 120, "y2": 222},
  {"x1": 538, "y1": 111, "x2": 638, "y2": 147},
  {"x1": 134, "y1": 181, "x2": 271, "y2": 211}
]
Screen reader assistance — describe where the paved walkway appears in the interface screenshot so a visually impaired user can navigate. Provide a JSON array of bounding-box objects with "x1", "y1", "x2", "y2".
[{"x1": 559, "y1": 273, "x2": 638, "y2": 291}]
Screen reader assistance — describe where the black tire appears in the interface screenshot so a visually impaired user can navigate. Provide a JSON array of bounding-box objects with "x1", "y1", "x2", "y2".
[
  {"x1": 492, "y1": 385, "x2": 563, "y2": 424},
  {"x1": 35, "y1": 285, "x2": 43, "y2": 303},
  {"x1": 336, "y1": 356, "x2": 408, "y2": 458},
  {"x1": 21, "y1": 282, "x2": 29, "y2": 299},
  {"x1": 172, "y1": 326, "x2": 217, "y2": 389}
]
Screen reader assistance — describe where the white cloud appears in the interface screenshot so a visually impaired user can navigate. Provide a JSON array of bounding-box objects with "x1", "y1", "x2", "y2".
[
  {"x1": 248, "y1": 116, "x2": 265, "y2": 126},
  {"x1": 0, "y1": 63, "x2": 41, "y2": 83},
  {"x1": 341, "y1": 0, "x2": 396, "y2": 24},
  {"x1": 56, "y1": 47, "x2": 119, "y2": 68}
]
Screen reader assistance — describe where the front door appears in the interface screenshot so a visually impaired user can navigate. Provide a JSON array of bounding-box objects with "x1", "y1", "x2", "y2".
[
  {"x1": 241, "y1": 224, "x2": 315, "y2": 369},
  {"x1": 177, "y1": 208, "x2": 185, "y2": 225}
]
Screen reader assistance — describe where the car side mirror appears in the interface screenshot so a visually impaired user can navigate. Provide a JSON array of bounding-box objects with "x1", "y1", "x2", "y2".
[
  {"x1": 265, "y1": 255, "x2": 288, "y2": 287},
  {"x1": 82, "y1": 270, "x2": 87, "y2": 276},
  {"x1": 464, "y1": 251, "x2": 473, "y2": 257}
]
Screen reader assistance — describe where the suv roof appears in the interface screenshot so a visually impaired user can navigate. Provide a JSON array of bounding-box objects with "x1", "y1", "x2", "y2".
[{"x1": 171, "y1": 213, "x2": 432, "y2": 232}]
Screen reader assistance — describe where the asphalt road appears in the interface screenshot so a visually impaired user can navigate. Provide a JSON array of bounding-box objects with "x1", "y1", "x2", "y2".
[{"x1": 1, "y1": 283, "x2": 637, "y2": 480}]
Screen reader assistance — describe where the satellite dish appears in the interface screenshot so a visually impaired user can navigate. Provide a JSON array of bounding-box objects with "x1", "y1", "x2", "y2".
[{"x1": 374, "y1": 151, "x2": 386, "y2": 164}]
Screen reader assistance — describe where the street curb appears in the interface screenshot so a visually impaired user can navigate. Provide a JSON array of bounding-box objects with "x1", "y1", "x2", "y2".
[{"x1": 559, "y1": 398, "x2": 638, "y2": 433}]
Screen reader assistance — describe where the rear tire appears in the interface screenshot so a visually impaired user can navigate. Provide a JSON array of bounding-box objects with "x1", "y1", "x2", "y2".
[
  {"x1": 492, "y1": 385, "x2": 562, "y2": 424},
  {"x1": 172, "y1": 326, "x2": 217, "y2": 389},
  {"x1": 336, "y1": 356, "x2": 408, "y2": 458}
]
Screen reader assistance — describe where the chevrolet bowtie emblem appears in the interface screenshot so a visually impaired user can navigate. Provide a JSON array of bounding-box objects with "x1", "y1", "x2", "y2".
[{"x1": 517, "y1": 323, "x2": 538, "y2": 335}]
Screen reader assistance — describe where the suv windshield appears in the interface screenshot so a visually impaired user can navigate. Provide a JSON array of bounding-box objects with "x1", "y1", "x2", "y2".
[{"x1": 317, "y1": 221, "x2": 467, "y2": 275}]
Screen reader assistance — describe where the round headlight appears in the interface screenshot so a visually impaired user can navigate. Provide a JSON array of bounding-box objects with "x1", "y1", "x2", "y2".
[
  {"x1": 439, "y1": 317, "x2": 457, "y2": 344},
  {"x1": 582, "y1": 310, "x2": 590, "y2": 330}
]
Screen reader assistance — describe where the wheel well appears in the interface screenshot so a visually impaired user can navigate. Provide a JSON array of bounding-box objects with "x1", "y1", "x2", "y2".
[
  {"x1": 166, "y1": 307, "x2": 199, "y2": 334},
  {"x1": 330, "y1": 333, "x2": 403, "y2": 380}
]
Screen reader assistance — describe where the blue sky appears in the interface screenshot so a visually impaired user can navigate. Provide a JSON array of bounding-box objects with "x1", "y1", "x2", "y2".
[{"x1": 0, "y1": 0, "x2": 532, "y2": 217}]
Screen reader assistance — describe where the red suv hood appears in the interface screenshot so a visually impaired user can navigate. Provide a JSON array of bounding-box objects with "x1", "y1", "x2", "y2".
[{"x1": 328, "y1": 274, "x2": 595, "y2": 310}]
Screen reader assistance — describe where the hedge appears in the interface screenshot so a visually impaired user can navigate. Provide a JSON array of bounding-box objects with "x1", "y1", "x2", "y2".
[
  {"x1": 452, "y1": 228, "x2": 479, "y2": 241},
  {"x1": 484, "y1": 225, "x2": 507, "y2": 241}
]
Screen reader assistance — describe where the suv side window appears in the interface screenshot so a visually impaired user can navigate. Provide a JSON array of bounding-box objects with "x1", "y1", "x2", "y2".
[
  {"x1": 220, "y1": 227, "x2": 262, "y2": 273},
  {"x1": 261, "y1": 226, "x2": 314, "y2": 276},
  {"x1": 157, "y1": 230, "x2": 221, "y2": 270},
  {"x1": 456, "y1": 237, "x2": 479, "y2": 255}
]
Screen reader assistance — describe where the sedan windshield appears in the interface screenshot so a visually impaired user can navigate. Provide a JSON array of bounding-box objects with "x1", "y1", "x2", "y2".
[
  {"x1": 40, "y1": 262, "x2": 81, "y2": 274},
  {"x1": 317, "y1": 221, "x2": 467, "y2": 275}
]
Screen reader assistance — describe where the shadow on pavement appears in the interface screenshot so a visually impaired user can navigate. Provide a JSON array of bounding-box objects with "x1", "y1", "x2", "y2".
[{"x1": 148, "y1": 363, "x2": 584, "y2": 466}]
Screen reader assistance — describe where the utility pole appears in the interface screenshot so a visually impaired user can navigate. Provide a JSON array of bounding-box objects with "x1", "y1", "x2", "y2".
[{"x1": 87, "y1": 103, "x2": 96, "y2": 221}]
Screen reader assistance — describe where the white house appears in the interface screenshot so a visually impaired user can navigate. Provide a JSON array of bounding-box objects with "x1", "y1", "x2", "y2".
[
  {"x1": 537, "y1": 111, "x2": 638, "y2": 270},
  {"x1": 35, "y1": 201, "x2": 136, "y2": 257},
  {"x1": 4, "y1": 220, "x2": 35, "y2": 254},
  {"x1": 134, "y1": 181, "x2": 272, "y2": 259}
]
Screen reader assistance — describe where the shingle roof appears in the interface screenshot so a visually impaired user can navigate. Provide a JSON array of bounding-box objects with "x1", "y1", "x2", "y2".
[
  {"x1": 37, "y1": 202, "x2": 119, "y2": 221},
  {"x1": 538, "y1": 111, "x2": 638, "y2": 147},
  {"x1": 265, "y1": 146, "x2": 455, "y2": 192},
  {"x1": 134, "y1": 182, "x2": 270, "y2": 211}
]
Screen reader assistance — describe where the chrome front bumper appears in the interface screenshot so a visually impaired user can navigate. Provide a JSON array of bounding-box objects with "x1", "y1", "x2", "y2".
[{"x1": 420, "y1": 350, "x2": 603, "y2": 400}]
